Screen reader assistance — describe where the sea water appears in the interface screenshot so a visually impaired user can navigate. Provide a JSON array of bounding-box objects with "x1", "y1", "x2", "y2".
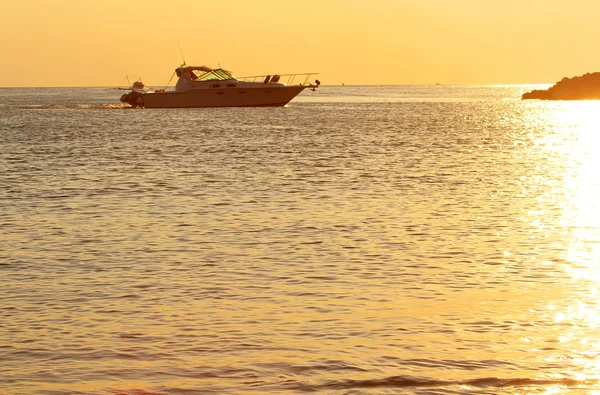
[{"x1": 2, "y1": 85, "x2": 600, "y2": 394}]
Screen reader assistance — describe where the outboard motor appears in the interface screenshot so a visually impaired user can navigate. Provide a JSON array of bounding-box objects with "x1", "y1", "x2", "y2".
[{"x1": 119, "y1": 91, "x2": 144, "y2": 107}]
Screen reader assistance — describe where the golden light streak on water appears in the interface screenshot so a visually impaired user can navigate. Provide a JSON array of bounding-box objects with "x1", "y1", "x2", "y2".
[{"x1": 537, "y1": 102, "x2": 600, "y2": 389}]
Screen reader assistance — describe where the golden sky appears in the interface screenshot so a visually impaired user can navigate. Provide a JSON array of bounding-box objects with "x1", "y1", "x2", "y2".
[{"x1": 2, "y1": 0, "x2": 600, "y2": 86}]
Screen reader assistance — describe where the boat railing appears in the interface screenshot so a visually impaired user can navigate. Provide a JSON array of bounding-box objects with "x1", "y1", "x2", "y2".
[{"x1": 237, "y1": 72, "x2": 319, "y2": 86}]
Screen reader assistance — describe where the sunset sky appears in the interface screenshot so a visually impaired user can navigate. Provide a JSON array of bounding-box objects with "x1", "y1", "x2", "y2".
[{"x1": 2, "y1": 0, "x2": 600, "y2": 86}]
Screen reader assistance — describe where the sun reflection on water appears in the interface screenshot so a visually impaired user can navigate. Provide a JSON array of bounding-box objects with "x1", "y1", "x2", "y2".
[
  {"x1": 535, "y1": 101, "x2": 600, "y2": 389},
  {"x1": 558, "y1": 103, "x2": 600, "y2": 277}
]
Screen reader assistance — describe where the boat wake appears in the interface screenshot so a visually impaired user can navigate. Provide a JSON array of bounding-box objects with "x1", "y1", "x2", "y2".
[{"x1": 14, "y1": 104, "x2": 133, "y2": 110}]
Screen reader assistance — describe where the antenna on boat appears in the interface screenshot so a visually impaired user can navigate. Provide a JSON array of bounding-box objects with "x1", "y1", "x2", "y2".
[{"x1": 177, "y1": 39, "x2": 186, "y2": 67}]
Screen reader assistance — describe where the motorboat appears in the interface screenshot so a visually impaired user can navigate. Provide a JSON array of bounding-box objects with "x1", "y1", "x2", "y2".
[
  {"x1": 120, "y1": 65, "x2": 320, "y2": 108},
  {"x1": 118, "y1": 76, "x2": 148, "y2": 92}
]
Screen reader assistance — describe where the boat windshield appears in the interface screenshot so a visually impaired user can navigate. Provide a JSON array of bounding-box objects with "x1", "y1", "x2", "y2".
[{"x1": 194, "y1": 69, "x2": 236, "y2": 81}]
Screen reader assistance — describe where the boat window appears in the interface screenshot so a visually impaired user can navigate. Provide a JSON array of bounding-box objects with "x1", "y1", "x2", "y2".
[{"x1": 196, "y1": 69, "x2": 236, "y2": 82}]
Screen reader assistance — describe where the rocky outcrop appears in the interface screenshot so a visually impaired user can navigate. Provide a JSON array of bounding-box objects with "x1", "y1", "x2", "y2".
[{"x1": 522, "y1": 72, "x2": 600, "y2": 100}]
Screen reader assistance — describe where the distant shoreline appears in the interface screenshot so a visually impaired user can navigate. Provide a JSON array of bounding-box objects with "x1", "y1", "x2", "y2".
[{"x1": 522, "y1": 72, "x2": 600, "y2": 100}]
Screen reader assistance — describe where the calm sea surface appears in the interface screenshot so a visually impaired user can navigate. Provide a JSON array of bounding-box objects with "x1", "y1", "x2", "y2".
[{"x1": 2, "y1": 86, "x2": 600, "y2": 395}]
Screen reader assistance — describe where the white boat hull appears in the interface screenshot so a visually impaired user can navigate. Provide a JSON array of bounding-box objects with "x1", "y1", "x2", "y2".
[{"x1": 141, "y1": 86, "x2": 308, "y2": 108}]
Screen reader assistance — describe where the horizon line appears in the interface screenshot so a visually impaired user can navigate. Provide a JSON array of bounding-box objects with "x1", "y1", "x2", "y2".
[{"x1": 0, "y1": 83, "x2": 554, "y2": 89}]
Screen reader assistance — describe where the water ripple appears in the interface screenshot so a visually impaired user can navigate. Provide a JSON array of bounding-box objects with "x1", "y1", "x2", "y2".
[{"x1": 2, "y1": 86, "x2": 600, "y2": 394}]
